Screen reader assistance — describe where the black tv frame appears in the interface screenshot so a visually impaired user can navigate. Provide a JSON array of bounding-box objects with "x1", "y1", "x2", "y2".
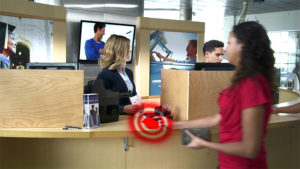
[
  {"x1": 78, "y1": 20, "x2": 136, "y2": 64},
  {"x1": 26, "y1": 63, "x2": 78, "y2": 70}
]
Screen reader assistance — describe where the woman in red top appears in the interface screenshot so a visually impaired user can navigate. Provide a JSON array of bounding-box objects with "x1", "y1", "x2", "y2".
[{"x1": 174, "y1": 21, "x2": 276, "y2": 169}]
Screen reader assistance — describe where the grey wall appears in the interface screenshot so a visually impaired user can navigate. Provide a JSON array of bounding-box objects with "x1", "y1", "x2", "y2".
[{"x1": 65, "y1": 8, "x2": 138, "y2": 84}]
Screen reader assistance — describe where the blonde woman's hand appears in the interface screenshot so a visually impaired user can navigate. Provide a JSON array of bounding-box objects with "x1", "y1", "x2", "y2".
[{"x1": 123, "y1": 104, "x2": 140, "y2": 114}]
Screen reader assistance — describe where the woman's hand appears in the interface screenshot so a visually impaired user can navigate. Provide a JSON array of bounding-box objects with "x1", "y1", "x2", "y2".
[
  {"x1": 172, "y1": 121, "x2": 182, "y2": 129},
  {"x1": 123, "y1": 104, "x2": 140, "y2": 114},
  {"x1": 184, "y1": 130, "x2": 207, "y2": 149},
  {"x1": 271, "y1": 105, "x2": 279, "y2": 114}
]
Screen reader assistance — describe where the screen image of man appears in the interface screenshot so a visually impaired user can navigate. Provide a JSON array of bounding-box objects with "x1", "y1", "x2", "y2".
[
  {"x1": 84, "y1": 22, "x2": 105, "y2": 60},
  {"x1": 152, "y1": 39, "x2": 197, "y2": 64},
  {"x1": 0, "y1": 22, "x2": 16, "y2": 68}
]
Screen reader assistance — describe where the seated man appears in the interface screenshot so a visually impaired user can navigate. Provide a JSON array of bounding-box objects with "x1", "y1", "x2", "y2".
[
  {"x1": 152, "y1": 39, "x2": 224, "y2": 64},
  {"x1": 203, "y1": 40, "x2": 224, "y2": 63}
]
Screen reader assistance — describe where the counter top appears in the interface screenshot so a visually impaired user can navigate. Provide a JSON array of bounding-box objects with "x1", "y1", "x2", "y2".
[
  {"x1": 279, "y1": 87, "x2": 300, "y2": 96},
  {"x1": 0, "y1": 114, "x2": 299, "y2": 139}
]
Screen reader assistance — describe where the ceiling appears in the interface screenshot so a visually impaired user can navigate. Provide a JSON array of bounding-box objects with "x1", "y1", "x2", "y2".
[
  {"x1": 60, "y1": 0, "x2": 300, "y2": 17},
  {"x1": 223, "y1": 0, "x2": 300, "y2": 15}
]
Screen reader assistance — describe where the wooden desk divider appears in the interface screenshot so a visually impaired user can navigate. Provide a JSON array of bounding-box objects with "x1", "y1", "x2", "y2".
[
  {"x1": 161, "y1": 69, "x2": 234, "y2": 120},
  {"x1": 0, "y1": 70, "x2": 84, "y2": 128}
]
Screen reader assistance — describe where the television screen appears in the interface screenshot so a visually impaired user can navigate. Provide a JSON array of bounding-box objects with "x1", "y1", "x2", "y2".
[
  {"x1": 194, "y1": 63, "x2": 235, "y2": 71},
  {"x1": 78, "y1": 20, "x2": 136, "y2": 64}
]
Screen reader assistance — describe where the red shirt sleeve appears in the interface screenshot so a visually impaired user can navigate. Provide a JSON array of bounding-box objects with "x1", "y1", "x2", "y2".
[{"x1": 239, "y1": 75, "x2": 269, "y2": 110}]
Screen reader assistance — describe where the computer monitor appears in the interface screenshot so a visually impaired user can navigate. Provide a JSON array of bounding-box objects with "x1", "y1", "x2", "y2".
[
  {"x1": 26, "y1": 63, "x2": 78, "y2": 70},
  {"x1": 194, "y1": 63, "x2": 235, "y2": 71}
]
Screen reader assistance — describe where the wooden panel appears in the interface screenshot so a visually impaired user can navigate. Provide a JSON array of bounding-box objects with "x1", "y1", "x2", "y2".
[
  {"x1": 266, "y1": 124, "x2": 300, "y2": 169},
  {"x1": 137, "y1": 17, "x2": 205, "y2": 33},
  {"x1": 0, "y1": 138, "x2": 125, "y2": 169},
  {"x1": 188, "y1": 71, "x2": 234, "y2": 119},
  {"x1": 0, "y1": 0, "x2": 66, "y2": 22},
  {"x1": 161, "y1": 70, "x2": 234, "y2": 120},
  {"x1": 0, "y1": 115, "x2": 299, "y2": 138},
  {"x1": 53, "y1": 21, "x2": 66, "y2": 62},
  {"x1": 126, "y1": 135, "x2": 218, "y2": 169},
  {"x1": 0, "y1": 125, "x2": 298, "y2": 169},
  {"x1": 136, "y1": 29, "x2": 150, "y2": 96},
  {"x1": 161, "y1": 69, "x2": 189, "y2": 121},
  {"x1": 296, "y1": 124, "x2": 300, "y2": 168},
  {"x1": 0, "y1": 70, "x2": 83, "y2": 128},
  {"x1": 197, "y1": 33, "x2": 205, "y2": 62},
  {"x1": 0, "y1": 125, "x2": 299, "y2": 169}
]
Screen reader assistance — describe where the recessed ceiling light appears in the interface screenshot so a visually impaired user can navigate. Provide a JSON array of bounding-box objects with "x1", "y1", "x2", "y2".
[{"x1": 64, "y1": 4, "x2": 138, "y2": 9}]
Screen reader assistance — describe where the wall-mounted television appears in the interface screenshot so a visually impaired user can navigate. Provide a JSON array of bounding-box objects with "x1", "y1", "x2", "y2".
[{"x1": 78, "y1": 20, "x2": 136, "y2": 64}]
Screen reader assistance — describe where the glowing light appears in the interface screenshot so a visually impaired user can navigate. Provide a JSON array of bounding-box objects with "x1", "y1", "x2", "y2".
[
  {"x1": 64, "y1": 4, "x2": 138, "y2": 9},
  {"x1": 128, "y1": 102, "x2": 173, "y2": 143}
]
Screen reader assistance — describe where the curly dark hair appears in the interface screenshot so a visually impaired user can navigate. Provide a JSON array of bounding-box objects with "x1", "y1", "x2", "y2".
[{"x1": 231, "y1": 21, "x2": 277, "y2": 101}]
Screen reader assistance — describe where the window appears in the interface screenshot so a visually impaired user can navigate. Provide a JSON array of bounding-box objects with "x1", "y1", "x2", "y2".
[{"x1": 268, "y1": 31, "x2": 300, "y2": 87}]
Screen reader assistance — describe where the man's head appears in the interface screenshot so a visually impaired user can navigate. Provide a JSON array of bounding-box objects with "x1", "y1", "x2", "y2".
[
  {"x1": 0, "y1": 22, "x2": 16, "y2": 56},
  {"x1": 186, "y1": 40, "x2": 197, "y2": 59},
  {"x1": 94, "y1": 22, "x2": 106, "y2": 41},
  {"x1": 202, "y1": 40, "x2": 224, "y2": 63}
]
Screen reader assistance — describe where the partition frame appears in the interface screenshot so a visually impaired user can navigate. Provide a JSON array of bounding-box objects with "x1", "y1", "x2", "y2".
[{"x1": 135, "y1": 17, "x2": 205, "y2": 96}]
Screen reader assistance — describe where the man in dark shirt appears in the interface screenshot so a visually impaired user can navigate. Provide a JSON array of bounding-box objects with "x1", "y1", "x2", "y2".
[{"x1": 203, "y1": 40, "x2": 224, "y2": 63}]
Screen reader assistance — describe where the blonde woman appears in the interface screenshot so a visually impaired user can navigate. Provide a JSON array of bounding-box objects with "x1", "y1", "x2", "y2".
[{"x1": 97, "y1": 34, "x2": 138, "y2": 114}]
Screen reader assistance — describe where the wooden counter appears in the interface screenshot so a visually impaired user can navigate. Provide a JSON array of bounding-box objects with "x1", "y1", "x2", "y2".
[
  {"x1": 279, "y1": 87, "x2": 300, "y2": 103},
  {"x1": 0, "y1": 114, "x2": 299, "y2": 169},
  {"x1": 0, "y1": 114, "x2": 299, "y2": 138},
  {"x1": 0, "y1": 70, "x2": 299, "y2": 169}
]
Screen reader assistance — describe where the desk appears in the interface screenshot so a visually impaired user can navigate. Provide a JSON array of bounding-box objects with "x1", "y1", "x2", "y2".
[
  {"x1": 0, "y1": 115, "x2": 299, "y2": 169},
  {"x1": 0, "y1": 115, "x2": 298, "y2": 138}
]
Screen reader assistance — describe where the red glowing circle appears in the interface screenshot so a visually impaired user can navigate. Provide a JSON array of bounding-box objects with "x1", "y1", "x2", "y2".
[
  {"x1": 137, "y1": 111, "x2": 164, "y2": 135},
  {"x1": 128, "y1": 102, "x2": 173, "y2": 143}
]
